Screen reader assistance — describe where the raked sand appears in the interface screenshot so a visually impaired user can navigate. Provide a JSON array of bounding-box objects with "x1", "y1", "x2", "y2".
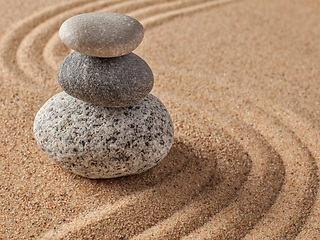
[{"x1": 0, "y1": 0, "x2": 320, "y2": 239}]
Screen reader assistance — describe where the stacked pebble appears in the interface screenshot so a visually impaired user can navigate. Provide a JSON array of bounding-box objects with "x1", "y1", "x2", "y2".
[{"x1": 34, "y1": 12, "x2": 174, "y2": 179}]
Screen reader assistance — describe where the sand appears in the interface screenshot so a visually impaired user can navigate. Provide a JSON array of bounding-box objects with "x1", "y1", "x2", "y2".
[{"x1": 0, "y1": 0, "x2": 320, "y2": 239}]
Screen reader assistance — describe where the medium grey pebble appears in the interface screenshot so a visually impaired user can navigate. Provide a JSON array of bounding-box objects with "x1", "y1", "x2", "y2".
[
  {"x1": 58, "y1": 51, "x2": 154, "y2": 107},
  {"x1": 59, "y1": 12, "x2": 144, "y2": 57},
  {"x1": 34, "y1": 92, "x2": 174, "y2": 179}
]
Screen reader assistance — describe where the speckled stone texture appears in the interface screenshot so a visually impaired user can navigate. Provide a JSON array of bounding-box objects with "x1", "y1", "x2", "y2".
[
  {"x1": 34, "y1": 92, "x2": 174, "y2": 179},
  {"x1": 59, "y1": 12, "x2": 144, "y2": 57},
  {"x1": 58, "y1": 51, "x2": 154, "y2": 107}
]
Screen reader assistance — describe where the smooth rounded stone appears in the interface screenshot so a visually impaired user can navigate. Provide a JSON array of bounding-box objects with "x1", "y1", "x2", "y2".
[
  {"x1": 58, "y1": 51, "x2": 154, "y2": 107},
  {"x1": 34, "y1": 92, "x2": 174, "y2": 179},
  {"x1": 59, "y1": 12, "x2": 144, "y2": 57}
]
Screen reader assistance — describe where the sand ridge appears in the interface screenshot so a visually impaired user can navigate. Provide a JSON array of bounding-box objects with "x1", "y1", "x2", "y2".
[{"x1": 0, "y1": 0, "x2": 320, "y2": 239}]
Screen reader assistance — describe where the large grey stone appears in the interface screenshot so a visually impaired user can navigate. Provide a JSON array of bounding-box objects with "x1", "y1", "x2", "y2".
[
  {"x1": 59, "y1": 12, "x2": 144, "y2": 57},
  {"x1": 58, "y1": 51, "x2": 154, "y2": 107},
  {"x1": 34, "y1": 92, "x2": 174, "y2": 179}
]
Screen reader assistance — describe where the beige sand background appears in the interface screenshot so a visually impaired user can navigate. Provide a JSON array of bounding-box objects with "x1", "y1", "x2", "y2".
[{"x1": 0, "y1": 0, "x2": 320, "y2": 239}]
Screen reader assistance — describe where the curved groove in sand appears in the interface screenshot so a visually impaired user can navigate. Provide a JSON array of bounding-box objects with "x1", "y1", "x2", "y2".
[
  {"x1": 244, "y1": 100, "x2": 320, "y2": 239},
  {"x1": 43, "y1": 32, "x2": 70, "y2": 73},
  {"x1": 132, "y1": 115, "x2": 284, "y2": 239},
  {"x1": 140, "y1": 0, "x2": 237, "y2": 30},
  {"x1": 186, "y1": 104, "x2": 317, "y2": 239},
  {"x1": 129, "y1": 0, "x2": 210, "y2": 20},
  {"x1": 41, "y1": 197, "x2": 135, "y2": 240}
]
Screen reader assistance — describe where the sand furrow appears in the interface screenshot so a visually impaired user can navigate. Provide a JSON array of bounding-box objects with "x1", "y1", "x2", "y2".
[
  {"x1": 140, "y1": 0, "x2": 238, "y2": 30},
  {"x1": 99, "y1": 0, "x2": 178, "y2": 14},
  {"x1": 159, "y1": 105, "x2": 285, "y2": 239},
  {"x1": 202, "y1": 105, "x2": 317, "y2": 239},
  {"x1": 132, "y1": 108, "x2": 282, "y2": 239},
  {"x1": 243, "y1": 100, "x2": 320, "y2": 239},
  {"x1": 43, "y1": 32, "x2": 70, "y2": 73},
  {"x1": 40, "y1": 196, "x2": 135, "y2": 240},
  {"x1": 129, "y1": 0, "x2": 213, "y2": 20}
]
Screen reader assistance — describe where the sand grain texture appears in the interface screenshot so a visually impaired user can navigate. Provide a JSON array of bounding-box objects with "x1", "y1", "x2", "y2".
[{"x1": 0, "y1": 0, "x2": 320, "y2": 239}]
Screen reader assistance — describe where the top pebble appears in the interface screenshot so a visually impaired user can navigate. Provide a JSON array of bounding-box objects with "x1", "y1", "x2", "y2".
[{"x1": 59, "y1": 12, "x2": 144, "y2": 58}]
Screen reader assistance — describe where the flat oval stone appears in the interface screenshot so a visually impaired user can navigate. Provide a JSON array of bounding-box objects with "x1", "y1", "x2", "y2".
[
  {"x1": 59, "y1": 12, "x2": 144, "y2": 57},
  {"x1": 34, "y1": 92, "x2": 174, "y2": 179},
  {"x1": 58, "y1": 51, "x2": 154, "y2": 107}
]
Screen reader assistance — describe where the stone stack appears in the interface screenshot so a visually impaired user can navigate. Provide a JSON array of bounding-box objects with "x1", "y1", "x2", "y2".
[{"x1": 34, "y1": 12, "x2": 174, "y2": 179}]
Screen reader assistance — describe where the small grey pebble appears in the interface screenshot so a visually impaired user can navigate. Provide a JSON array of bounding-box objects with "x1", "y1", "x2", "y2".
[
  {"x1": 34, "y1": 92, "x2": 174, "y2": 179},
  {"x1": 58, "y1": 51, "x2": 154, "y2": 107},
  {"x1": 59, "y1": 12, "x2": 144, "y2": 57}
]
